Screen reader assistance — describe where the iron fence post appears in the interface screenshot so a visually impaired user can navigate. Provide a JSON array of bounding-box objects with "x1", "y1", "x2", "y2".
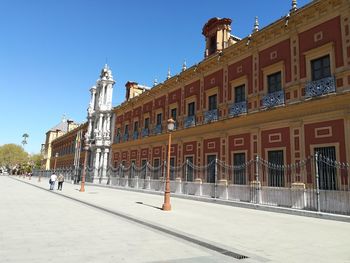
[
  {"x1": 315, "y1": 152, "x2": 321, "y2": 212},
  {"x1": 255, "y1": 155, "x2": 259, "y2": 182},
  {"x1": 214, "y1": 158, "x2": 218, "y2": 199}
]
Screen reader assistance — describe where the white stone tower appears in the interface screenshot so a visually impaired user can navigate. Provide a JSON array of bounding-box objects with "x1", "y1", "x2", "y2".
[{"x1": 86, "y1": 64, "x2": 115, "y2": 184}]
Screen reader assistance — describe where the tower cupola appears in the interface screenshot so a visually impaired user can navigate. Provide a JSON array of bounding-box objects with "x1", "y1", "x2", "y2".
[{"x1": 202, "y1": 17, "x2": 238, "y2": 58}]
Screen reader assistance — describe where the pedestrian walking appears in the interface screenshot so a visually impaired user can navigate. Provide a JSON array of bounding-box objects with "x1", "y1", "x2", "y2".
[
  {"x1": 57, "y1": 173, "x2": 64, "y2": 191},
  {"x1": 49, "y1": 172, "x2": 57, "y2": 190}
]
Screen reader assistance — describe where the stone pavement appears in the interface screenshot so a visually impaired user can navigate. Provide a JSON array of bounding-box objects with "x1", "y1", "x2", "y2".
[{"x1": 1, "y1": 176, "x2": 350, "y2": 263}]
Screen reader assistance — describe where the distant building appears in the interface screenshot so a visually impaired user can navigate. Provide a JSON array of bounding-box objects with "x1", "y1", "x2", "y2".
[{"x1": 42, "y1": 116, "x2": 79, "y2": 170}]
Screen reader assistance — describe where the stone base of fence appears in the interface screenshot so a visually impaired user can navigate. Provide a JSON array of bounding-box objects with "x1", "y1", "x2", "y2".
[
  {"x1": 250, "y1": 180, "x2": 262, "y2": 204},
  {"x1": 175, "y1": 178, "x2": 182, "y2": 194},
  {"x1": 217, "y1": 180, "x2": 228, "y2": 200},
  {"x1": 291, "y1": 182, "x2": 306, "y2": 209},
  {"x1": 145, "y1": 176, "x2": 151, "y2": 189},
  {"x1": 93, "y1": 176, "x2": 100, "y2": 184},
  {"x1": 134, "y1": 176, "x2": 139, "y2": 188},
  {"x1": 100, "y1": 176, "x2": 108, "y2": 185},
  {"x1": 194, "y1": 178, "x2": 202, "y2": 196}
]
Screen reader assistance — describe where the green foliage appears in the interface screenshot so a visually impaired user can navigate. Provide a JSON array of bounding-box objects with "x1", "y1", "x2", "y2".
[
  {"x1": 29, "y1": 153, "x2": 43, "y2": 169},
  {"x1": 0, "y1": 144, "x2": 28, "y2": 168}
]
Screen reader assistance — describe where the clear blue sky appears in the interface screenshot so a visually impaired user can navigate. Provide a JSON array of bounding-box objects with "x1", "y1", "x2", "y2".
[{"x1": 0, "y1": 0, "x2": 310, "y2": 154}]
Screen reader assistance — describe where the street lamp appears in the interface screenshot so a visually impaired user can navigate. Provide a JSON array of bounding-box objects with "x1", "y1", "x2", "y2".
[
  {"x1": 162, "y1": 117, "x2": 175, "y2": 211},
  {"x1": 80, "y1": 133, "x2": 90, "y2": 192},
  {"x1": 54, "y1": 152, "x2": 59, "y2": 171}
]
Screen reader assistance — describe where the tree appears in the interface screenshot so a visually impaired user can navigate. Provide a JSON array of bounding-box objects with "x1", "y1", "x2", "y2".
[
  {"x1": 0, "y1": 144, "x2": 28, "y2": 168},
  {"x1": 29, "y1": 153, "x2": 43, "y2": 169},
  {"x1": 22, "y1": 133, "x2": 29, "y2": 148}
]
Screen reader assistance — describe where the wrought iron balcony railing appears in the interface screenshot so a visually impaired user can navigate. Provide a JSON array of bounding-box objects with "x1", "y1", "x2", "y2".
[
  {"x1": 229, "y1": 101, "x2": 247, "y2": 117},
  {"x1": 122, "y1": 133, "x2": 129, "y2": 142},
  {"x1": 153, "y1": 124, "x2": 162, "y2": 135},
  {"x1": 305, "y1": 76, "x2": 336, "y2": 98},
  {"x1": 184, "y1": 115, "x2": 196, "y2": 128},
  {"x1": 133, "y1": 131, "x2": 139, "y2": 140},
  {"x1": 142, "y1": 128, "x2": 149, "y2": 137},
  {"x1": 262, "y1": 90, "x2": 285, "y2": 108},
  {"x1": 204, "y1": 109, "x2": 218, "y2": 124}
]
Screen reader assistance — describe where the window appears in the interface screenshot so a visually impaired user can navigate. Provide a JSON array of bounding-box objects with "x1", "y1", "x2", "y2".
[
  {"x1": 188, "y1": 102, "x2": 195, "y2": 116},
  {"x1": 314, "y1": 146, "x2": 337, "y2": 190},
  {"x1": 233, "y1": 153, "x2": 246, "y2": 185},
  {"x1": 234, "y1": 85, "x2": 245, "y2": 103},
  {"x1": 171, "y1": 108, "x2": 177, "y2": 121},
  {"x1": 207, "y1": 155, "x2": 216, "y2": 184},
  {"x1": 170, "y1": 157, "x2": 175, "y2": 180},
  {"x1": 124, "y1": 124, "x2": 129, "y2": 135},
  {"x1": 186, "y1": 157, "x2": 194, "y2": 182},
  {"x1": 268, "y1": 150, "x2": 284, "y2": 187},
  {"x1": 209, "y1": 35, "x2": 217, "y2": 55},
  {"x1": 133, "y1": 121, "x2": 138, "y2": 132},
  {"x1": 156, "y1": 113, "x2": 162, "y2": 126},
  {"x1": 208, "y1": 94, "x2": 217, "y2": 111},
  {"x1": 141, "y1": 159, "x2": 147, "y2": 179},
  {"x1": 144, "y1": 118, "x2": 150, "y2": 129},
  {"x1": 267, "y1": 72, "x2": 282, "y2": 93},
  {"x1": 311, "y1": 55, "x2": 330, "y2": 81},
  {"x1": 153, "y1": 159, "x2": 160, "y2": 179}
]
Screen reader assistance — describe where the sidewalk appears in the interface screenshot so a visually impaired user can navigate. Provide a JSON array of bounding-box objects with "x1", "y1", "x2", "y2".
[{"x1": 7, "y1": 176, "x2": 350, "y2": 262}]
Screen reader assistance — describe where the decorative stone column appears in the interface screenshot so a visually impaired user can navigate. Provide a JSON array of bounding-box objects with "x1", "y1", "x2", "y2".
[
  {"x1": 93, "y1": 149, "x2": 101, "y2": 184},
  {"x1": 100, "y1": 148, "x2": 109, "y2": 184}
]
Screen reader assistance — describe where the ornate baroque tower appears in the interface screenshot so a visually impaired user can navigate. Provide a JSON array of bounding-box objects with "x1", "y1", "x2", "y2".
[{"x1": 86, "y1": 65, "x2": 115, "y2": 183}]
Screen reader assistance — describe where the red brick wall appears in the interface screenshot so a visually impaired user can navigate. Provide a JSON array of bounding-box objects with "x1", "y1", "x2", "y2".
[
  {"x1": 184, "y1": 80, "x2": 200, "y2": 110},
  {"x1": 228, "y1": 56, "x2": 253, "y2": 95},
  {"x1": 183, "y1": 141, "x2": 197, "y2": 164},
  {"x1": 204, "y1": 69, "x2": 224, "y2": 105},
  {"x1": 133, "y1": 106, "x2": 142, "y2": 119},
  {"x1": 168, "y1": 88, "x2": 182, "y2": 115},
  {"x1": 203, "y1": 137, "x2": 221, "y2": 160},
  {"x1": 299, "y1": 16, "x2": 343, "y2": 78},
  {"x1": 228, "y1": 133, "x2": 251, "y2": 163},
  {"x1": 261, "y1": 127, "x2": 291, "y2": 162},
  {"x1": 259, "y1": 39, "x2": 291, "y2": 91}
]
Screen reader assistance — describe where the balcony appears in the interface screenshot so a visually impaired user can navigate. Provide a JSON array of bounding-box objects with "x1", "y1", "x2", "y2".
[
  {"x1": 142, "y1": 128, "x2": 149, "y2": 137},
  {"x1": 305, "y1": 76, "x2": 336, "y2": 98},
  {"x1": 133, "y1": 131, "x2": 139, "y2": 140},
  {"x1": 262, "y1": 90, "x2": 285, "y2": 108},
  {"x1": 184, "y1": 115, "x2": 196, "y2": 128},
  {"x1": 229, "y1": 101, "x2": 247, "y2": 117},
  {"x1": 204, "y1": 109, "x2": 218, "y2": 124},
  {"x1": 153, "y1": 124, "x2": 162, "y2": 135},
  {"x1": 122, "y1": 133, "x2": 129, "y2": 142}
]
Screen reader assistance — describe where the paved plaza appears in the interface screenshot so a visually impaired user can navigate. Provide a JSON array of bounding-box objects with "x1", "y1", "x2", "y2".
[{"x1": 0, "y1": 176, "x2": 349, "y2": 263}]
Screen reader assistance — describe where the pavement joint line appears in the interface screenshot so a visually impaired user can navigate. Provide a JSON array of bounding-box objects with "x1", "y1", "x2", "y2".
[{"x1": 13, "y1": 177, "x2": 249, "y2": 260}]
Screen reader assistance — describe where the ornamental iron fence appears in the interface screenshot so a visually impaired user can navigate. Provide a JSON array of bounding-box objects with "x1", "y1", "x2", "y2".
[{"x1": 33, "y1": 153, "x2": 350, "y2": 216}]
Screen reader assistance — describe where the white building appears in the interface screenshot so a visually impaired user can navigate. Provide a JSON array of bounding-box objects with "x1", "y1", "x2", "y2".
[{"x1": 86, "y1": 65, "x2": 115, "y2": 183}]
